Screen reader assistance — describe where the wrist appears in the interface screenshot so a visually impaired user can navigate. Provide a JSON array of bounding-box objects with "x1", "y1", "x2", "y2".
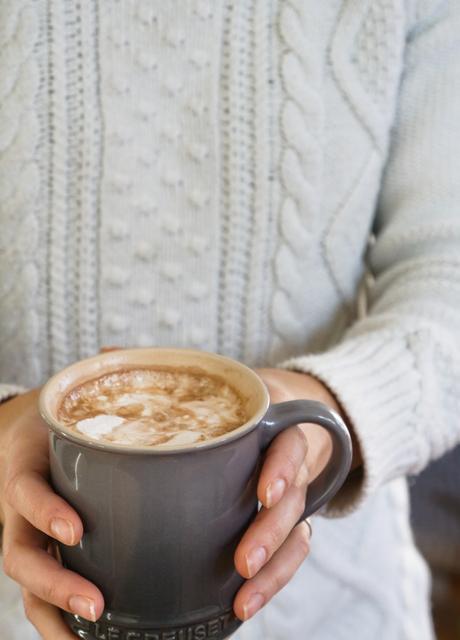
[
  {"x1": 300, "y1": 374, "x2": 363, "y2": 474},
  {"x1": 257, "y1": 368, "x2": 347, "y2": 480},
  {"x1": 260, "y1": 367, "x2": 362, "y2": 475},
  {"x1": 306, "y1": 377, "x2": 363, "y2": 473}
]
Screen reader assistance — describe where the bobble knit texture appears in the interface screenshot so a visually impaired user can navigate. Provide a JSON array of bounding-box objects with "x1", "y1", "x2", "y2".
[{"x1": 1, "y1": 1, "x2": 459, "y2": 639}]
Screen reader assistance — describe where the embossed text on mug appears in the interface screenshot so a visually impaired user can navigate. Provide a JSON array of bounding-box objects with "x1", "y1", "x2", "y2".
[{"x1": 68, "y1": 609, "x2": 238, "y2": 639}]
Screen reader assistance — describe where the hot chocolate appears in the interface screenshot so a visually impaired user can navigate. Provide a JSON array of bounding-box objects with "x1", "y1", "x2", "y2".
[{"x1": 58, "y1": 366, "x2": 248, "y2": 448}]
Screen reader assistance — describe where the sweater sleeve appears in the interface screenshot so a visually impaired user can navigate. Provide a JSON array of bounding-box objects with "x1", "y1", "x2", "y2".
[
  {"x1": 280, "y1": 1, "x2": 460, "y2": 516},
  {"x1": 0, "y1": 384, "x2": 28, "y2": 404}
]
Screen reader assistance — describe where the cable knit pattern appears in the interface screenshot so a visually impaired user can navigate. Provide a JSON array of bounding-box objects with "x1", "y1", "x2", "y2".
[
  {"x1": 73, "y1": 2, "x2": 103, "y2": 359},
  {"x1": 3, "y1": 2, "x2": 460, "y2": 639},
  {"x1": 282, "y1": 0, "x2": 460, "y2": 513},
  {"x1": 330, "y1": 0, "x2": 406, "y2": 152},
  {"x1": 352, "y1": 1, "x2": 406, "y2": 110},
  {"x1": 218, "y1": 1, "x2": 256, "y2": 360},
  {"x1": 47, "y1": 0, "x2": 70, "y2": 371},
  {"x1": 241, "y1": 0, "x2": 272, "y2": 365},
  {"x1": 47, "y1": 0, "x2": 102, "y2": 371},
  {"x1": 98, "y1": 1, "x2": 221, "y2": 353},
  {"x1": 0, "y1": 1, "x2": 41, "y2": 389},
  {"x1": 218, "y1": 0, "x2": 274, "y2": 364},
  {"x1": 269, "y1": 0, "x2": 325, "y2": 363}
]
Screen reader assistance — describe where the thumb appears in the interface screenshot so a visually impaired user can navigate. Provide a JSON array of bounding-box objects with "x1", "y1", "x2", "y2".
[{"x1": 99, "y1": 346, "x2": 123, "y2": 353}]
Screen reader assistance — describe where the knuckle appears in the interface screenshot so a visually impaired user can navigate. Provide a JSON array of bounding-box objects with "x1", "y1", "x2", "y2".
[
  {"x1": 3, "y1": 471, "x2": 20, "y2": 508},
  {"x1": 42, "y1": 578, "x2": 59, "y2": 605},
  {"x1": 28, "y1": 500, "x2": 43, "y2": 530},
  {"x1": 282, "y1": 451, "x2": 300, "y2": 482},
  {"x1": 293, "y1": 462, "x2": 309, "y2": 489},
  {"x1": 296, "y1": 524, "x2": 311, "y2": 557},
  {"x1": 294, "y1": 489, "x2": 307, "y2": 517},
  {"x1": 4, "y1": 470, "x2": 49, "y2": 531},
  {"x1": 270, "y1": 567, "x2": 290, "y2": 594},
  {"x1": 2, "y1": 550, "x2": 17, "y2": 580},
  {"x1": 22, "y1": 591, "x2": 35, "y2": 622},
  {"x1": 266, "y1": 520, "x2": 286, "y2": 551},
  {"x1": 294, "y1": 426, "x2": 309, "y2": 455}
]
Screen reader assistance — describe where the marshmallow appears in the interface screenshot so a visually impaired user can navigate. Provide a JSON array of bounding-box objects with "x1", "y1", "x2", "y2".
[{"x1": 76, "y1": 414, "x2": 126, "y2": 439}]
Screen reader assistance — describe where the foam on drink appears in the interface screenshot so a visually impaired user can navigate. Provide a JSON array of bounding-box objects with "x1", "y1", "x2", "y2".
[{"x1": 58, "y1": 367, "x2": 248, "y2": 448}]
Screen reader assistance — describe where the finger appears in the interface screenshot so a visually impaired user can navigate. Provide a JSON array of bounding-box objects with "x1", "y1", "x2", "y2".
[
  {"x1": 2, "y1": 510, "x2": 104, "y2": 622},
  {"x1": 234, "y1": 480, "x2": 308, "y2": 579},
  {"x1": 4, "y1": 469, "x2": 84, "y2": 546},
  {"x1": 47, "y1": 538, "x2": 63, "y2": 565},
  {"x1": 258, "y1": 425, "x2": 309, "y2": 509},
  {"x1": 6, "y1": 410, "x2": 50, "y2": 476},
  {"x1": 4, "y1": 414, "x2": 84, "y2": 546},
  {"x1": 99, "y1": 346, "x2": 123, "y2": 353},
  {"x1": 21, "y1": 588, "x2": 80, "y2": 640},
  {"x1": 233, "y1": 521, "x2": 311, "y2": 622}
]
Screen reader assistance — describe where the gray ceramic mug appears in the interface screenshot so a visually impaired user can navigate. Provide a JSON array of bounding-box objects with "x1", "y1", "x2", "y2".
[{"x1": 39, "y1": 348, "x2": 353, "y2": 640}]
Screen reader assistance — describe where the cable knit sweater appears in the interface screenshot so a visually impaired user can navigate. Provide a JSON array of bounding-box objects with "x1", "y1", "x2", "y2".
[{"x1": 1, "y1": 1, "x2": 460, "y2": 638}]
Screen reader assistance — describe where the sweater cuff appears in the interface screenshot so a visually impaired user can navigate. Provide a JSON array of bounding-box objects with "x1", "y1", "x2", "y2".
[
  {"x1": 279, "y1": 332, "x2": 422, "y2": 517},
  {"x1": 0, "y1": 384, "x2": 28, "y2": 405}
]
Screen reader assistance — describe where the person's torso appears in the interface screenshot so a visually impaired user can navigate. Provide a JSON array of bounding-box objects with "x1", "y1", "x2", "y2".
[
  {"x1": 0, "y1": 0, "x2": 424, "y2": 388},
  {"x1": 0, "y1": 3, "x2": 439, "y2": 637}
]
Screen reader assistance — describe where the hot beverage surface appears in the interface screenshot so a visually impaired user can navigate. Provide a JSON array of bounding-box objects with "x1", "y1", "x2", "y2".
[{"x1": 58, "y1": 367, "x2": 248, "y2": 448}]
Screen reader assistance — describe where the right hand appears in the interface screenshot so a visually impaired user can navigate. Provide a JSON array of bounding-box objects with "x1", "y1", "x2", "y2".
[{"x1": 0, "y1": 389, "x2": 104, "y2": 638}]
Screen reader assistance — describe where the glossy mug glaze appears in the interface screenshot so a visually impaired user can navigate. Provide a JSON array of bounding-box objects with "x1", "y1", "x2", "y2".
[{"x1": 39, "y1": 348, "x2": 353, "y2": 640}]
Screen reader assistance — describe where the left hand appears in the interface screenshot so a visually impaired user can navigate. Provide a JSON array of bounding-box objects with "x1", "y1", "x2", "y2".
[{"x1": 232, "y1": 367, "x2": 347, "y2": 622}]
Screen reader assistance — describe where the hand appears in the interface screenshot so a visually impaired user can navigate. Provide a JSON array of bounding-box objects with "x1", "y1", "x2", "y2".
[
  {"x1": 0, "y1": 389, "x2": 104, "y2": 639},
  {"x1": 232, "y1": 368, "x2": 348, "y2": 622}
]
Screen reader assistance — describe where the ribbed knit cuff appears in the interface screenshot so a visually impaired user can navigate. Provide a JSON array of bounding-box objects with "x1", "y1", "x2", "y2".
[
  {"x1": 279, "y1": 332, "x2": 423, "y2": 517},
  {"x1": 0, "y1": 384, "x2": 28, "y2": 405}
]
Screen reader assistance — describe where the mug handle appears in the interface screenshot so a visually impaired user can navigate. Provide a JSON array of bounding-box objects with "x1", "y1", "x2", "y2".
[{"x1": 259, "y1": 400, "x2": 353, "y2": 521}]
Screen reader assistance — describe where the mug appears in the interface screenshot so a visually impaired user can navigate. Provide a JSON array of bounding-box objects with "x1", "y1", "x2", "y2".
[{"x1": 39, "y1": 348, "x2": 353, "y2": 640}]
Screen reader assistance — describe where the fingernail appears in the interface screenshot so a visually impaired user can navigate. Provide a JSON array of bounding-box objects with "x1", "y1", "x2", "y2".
[
  {"x1": 50, "y1": 518, "x2": 75, "y2": 545},
  {"x1": 69, "y1": 595, "x2": 96, "y2": 622},
  {"x1": 266, "y1": 478, "x2": 286, "y2": 508},
  {"x1": 243, "y1": 593, "x2": 265, "y2": 620},
  {"x1": 245, "y1": 546, "x2": 267, "y2": 578}
]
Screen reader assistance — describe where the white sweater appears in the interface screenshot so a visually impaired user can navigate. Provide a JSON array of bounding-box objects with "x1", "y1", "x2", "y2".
[{"x1": 1, "y1": 0, "x2": 460, "y2": 638}]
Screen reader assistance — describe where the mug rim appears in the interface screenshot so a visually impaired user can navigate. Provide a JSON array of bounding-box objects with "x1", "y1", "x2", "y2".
[{"x1": 39, "y1": 347, "x2": 270, "y2": 455}]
